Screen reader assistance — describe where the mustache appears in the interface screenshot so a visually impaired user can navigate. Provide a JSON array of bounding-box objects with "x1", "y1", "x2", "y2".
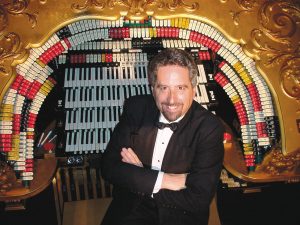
[{"x1": 161, "y1": 102, "x2": 182, "y2": 106}]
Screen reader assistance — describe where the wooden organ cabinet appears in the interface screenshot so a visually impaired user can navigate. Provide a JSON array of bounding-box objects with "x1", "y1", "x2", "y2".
[{"x1": 0, "y1": 1, "x2": 299, "y2": 225}]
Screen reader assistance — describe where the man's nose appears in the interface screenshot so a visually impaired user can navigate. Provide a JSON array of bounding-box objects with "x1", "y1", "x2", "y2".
[{"x1": 167, "y1": 89, "x2": 177, "y2": 104}]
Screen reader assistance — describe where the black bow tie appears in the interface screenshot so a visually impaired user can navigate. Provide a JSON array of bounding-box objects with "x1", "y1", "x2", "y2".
[{"x1": 156, "y1": 122, "x2": 179, "y2": 131}]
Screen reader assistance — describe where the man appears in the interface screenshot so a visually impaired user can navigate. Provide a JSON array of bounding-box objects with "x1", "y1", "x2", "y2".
[{"x1": 101, "y1": 48, "x2": 224, "y2": 225}]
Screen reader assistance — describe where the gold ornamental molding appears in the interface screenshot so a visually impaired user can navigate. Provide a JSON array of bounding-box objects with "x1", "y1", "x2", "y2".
[
  {"x1": 71, "y1": 0, "x2": 200, "y2": 17},
  {"x1": 0, "y1": 0, "x2": 299, "y2": 155}
]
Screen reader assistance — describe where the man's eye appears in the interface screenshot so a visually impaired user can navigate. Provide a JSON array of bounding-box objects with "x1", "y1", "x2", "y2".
[
  {"x1": 178, "y1": 86, "x2": 185, "y2": 90},
  {"x1": 160, "y1": 86, "x2": 167, "y2": 91}
]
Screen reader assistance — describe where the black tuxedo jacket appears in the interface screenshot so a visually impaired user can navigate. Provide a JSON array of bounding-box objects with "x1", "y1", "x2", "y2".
[{"x1": 101, "y1": 95, "x2": 224, "y2": 225}]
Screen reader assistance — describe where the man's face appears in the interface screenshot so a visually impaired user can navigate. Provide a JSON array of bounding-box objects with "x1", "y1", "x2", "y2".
[{"x1": 152, "y1": 65, "x2": 196, "y2": 122}]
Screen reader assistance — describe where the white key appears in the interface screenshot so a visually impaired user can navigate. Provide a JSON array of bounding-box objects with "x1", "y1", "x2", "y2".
[
  {"x1": 65, "y1": 89, "x2": 70, "y2": 108},
  {"x1": 64, "y1": 68, "x2": 70, "y2": 87},
  {"x1": 65, "y1": 132, "x2": 70, "y2": 152}
]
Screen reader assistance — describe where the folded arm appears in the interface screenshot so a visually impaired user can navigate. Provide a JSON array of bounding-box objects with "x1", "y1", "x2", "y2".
[
  {"x1": 121, "y1": 147, "x2": 187, "y2": 191},
  {"x1": 153, "y1": 122, "x2": 224, "y2": 213},
  {"x1": 101, "y1": 99, "x2": 161, "y2": 194}
]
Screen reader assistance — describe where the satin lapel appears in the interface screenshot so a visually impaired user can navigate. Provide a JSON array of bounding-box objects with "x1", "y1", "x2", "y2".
[
  {"x1": 134, "y1": 97, "x2": 159, "y2": 167},
  {"x1": 141, "y1": 125, "x2": 158, "y2": 167}
]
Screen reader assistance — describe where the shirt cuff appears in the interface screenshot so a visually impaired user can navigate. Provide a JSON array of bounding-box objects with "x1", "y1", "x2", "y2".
[{"x1": 152, "y1": 171, "x2": 164, "y2": 194}]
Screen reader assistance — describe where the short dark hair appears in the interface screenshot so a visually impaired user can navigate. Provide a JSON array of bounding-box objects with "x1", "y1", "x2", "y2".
[{"x1": 147, "y1": 48, "x2": 198, "y2": 87}]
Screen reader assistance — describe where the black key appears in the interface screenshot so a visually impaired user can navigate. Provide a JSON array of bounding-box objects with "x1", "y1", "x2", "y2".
[
  {"x1": 86, "y1": 130, "x2": 89, "y2": 144},
  {"x1": 85, "y1": 87, "x2": 88, "y2": 102},
  {"x1": 72, "y1": 89, "x2": 76, "y2": 102},
  {"x1": 73, "y1": 109, "x2": 77, "y2": 123},
  {"x1": 87, "y1": 68, "x2": 91, "y2": 82},
  {"x1": 72, "y1": 68, "x2": 76, "y2": 81},
  {"x1": 74, "y1": 132, "x2": 77, "y2": 145},
  {"x1": 116, "y1": 86, "x2": 120, "y2": 100},
  {"x1": 89, "y1": 88, "x2": 92, "y2": 103},
  {"x1": 68, "y1": 132, "x2": 72, "y2": 145},
  {"x1": 81, "y1": 130, "x2": 85, "y2": 146},
  {"x1": 96, "y1": 86, "x2": 100, "y2": 101},
  {"x1": 99, "y1": 67, "x2": 103, "y2": 80},
  {"x1": 113, "y1": 106, "x2": 117, "y2": 122},
  {"x1": 80, "y1": 108, "x2": 84, "y2": 123},
  {"x1": 107, "y1": 86, "x2": 111, "y2": 100},
  {"x1": 67, "y1": 89, "x2": 71, "y2": 102},
  {"x1": 102, "y1": 129, "x2": 106, "y2": 143},
  {"x1": 102, "y1": 107, "x2": 105, "y2": 122},
  {"x1": 106, "y1": 67, "x2": 110, "y2": 80},
  {"x1": 122, "y1": 67, "x2": 126, "y2": 79},
  {"x1": 138, "y1": 66, "x2": 142, "y2": 79},
  {"x1": 80, "y1": 87, "x2": 83, "y2": 101},
  {"x1": 101, "y1": 87, "x2": 105, "y2": 101},
  {"x1": 90, "y1": 108, "x2": 93, "y2": 123},
  {"x1": 110, "y1": 67, "x2": 114, "y2": 80},
  {"x1": 108, "y1": 107, "x2": 112, "y2": 122},
  {"x1": 85, "y1": 109, "x2": 88, "y2": 123},
  {"x1": 97, "y1": 129, "x2": 101, "y2": 143},
  {"x1": 77, "y1": 68, "x2": 81, "y2": 83},
  {"x1": 97, "y1": 108, "x2": 100, "y2": 122},
  {"x1": 112, "y1": 86, "x2": 116, "y2": 100},
  {"x1": 90, "y1": 130, "x2": 94, "y2": 145},
  {"x1": 142, "y1": 66, "x2": 146, "y2": 78},
  {"x1": 67, "y1": 110, "x2": 72, "y2": 124}
]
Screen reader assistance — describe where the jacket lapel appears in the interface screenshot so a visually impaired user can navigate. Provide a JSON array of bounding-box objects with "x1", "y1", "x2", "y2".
[
  {"x1": 140, "y1": 125, "x2": 158, "y2": 167},
  {"x1": 132, "y1": 97, "x2": 160, "y2": 168}
]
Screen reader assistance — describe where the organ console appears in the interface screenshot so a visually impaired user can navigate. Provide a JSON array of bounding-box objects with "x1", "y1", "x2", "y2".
[{"x1": 0, "y1": 0, "x2": 299, "y2": 224}]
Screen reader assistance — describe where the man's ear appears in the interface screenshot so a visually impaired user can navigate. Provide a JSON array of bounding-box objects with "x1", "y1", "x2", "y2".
[{"x1": 192, "y1": 86, "x2": 196, "y2": 97}]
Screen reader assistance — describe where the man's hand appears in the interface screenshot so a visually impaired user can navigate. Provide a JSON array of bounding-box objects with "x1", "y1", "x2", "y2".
[
  {"x1": 161, "y1": 173, "x2": 187, "y2": 191},
  {"x1": 121, "y1": 147, "x2": 143, "y2": 167},
  {"x1": 121, "y1": 148, "x2": 187, "y2": 191}
]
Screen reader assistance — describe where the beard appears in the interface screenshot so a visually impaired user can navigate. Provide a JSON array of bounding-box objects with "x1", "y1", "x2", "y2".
[{"x1": 160, "y1": 103, "x2": 183, "y2": 122}]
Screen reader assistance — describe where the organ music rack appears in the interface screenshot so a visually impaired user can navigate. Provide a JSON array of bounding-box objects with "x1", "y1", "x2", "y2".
[{"x1": 0, "y1": 0, "x2": 299, "y2": 215}]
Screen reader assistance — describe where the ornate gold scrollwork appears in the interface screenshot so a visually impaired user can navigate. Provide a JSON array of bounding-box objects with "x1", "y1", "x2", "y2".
[
  {"x1": 0, "y1": 0, "x2": 38, "y2": 75},
  {"x1": 230, "y1": 0, "x2": 258, "y2": 26},
  {"x1": 163, "y1": 0, "x2": 199, "y2": 12},
  {"x1": 263, "y1": 149, "x2": 300, "y2": 176},
  {"x1": 0, "y1": 0, "x2": 38, "y2": 34},
  {"x1": 71, "y1": 0, "x2": 107, "y2": 11},
  {"x1": 249, "y1": 0, "x2": 300, "y2": 102},
  {"x1": 281, "y1": 58, "x2": 300, "y2": 103},
  {"x1": 72, "y1": 0, "x2": 199, "y2": 17},
  {"x1": 0, "y1": 32, "x2": 21, "y2": 75},
  {"x1": 71, "y1": 0, "x2": 157, "y2": 16},
  {"x1": 116, "y1": 0, "x2": 156, "y2": 16}
]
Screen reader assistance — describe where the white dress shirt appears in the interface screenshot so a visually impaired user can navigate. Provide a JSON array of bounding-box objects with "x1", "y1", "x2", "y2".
[{"x1": 152, "y1": 114, "x2": 184, "y2": 194}]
